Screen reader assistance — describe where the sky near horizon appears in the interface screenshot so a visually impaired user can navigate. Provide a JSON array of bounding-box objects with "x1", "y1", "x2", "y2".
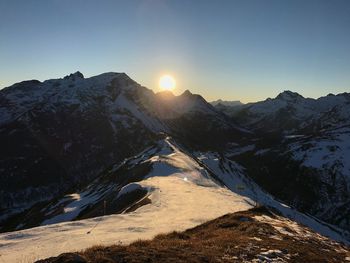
[{"x1": 0, "y1": 0, "x2": 349, "y2": 103}]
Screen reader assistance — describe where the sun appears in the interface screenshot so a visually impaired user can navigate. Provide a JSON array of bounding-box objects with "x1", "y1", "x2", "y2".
[{"x1": 159, "y1": 75, "x2": 176, "y2": 91}]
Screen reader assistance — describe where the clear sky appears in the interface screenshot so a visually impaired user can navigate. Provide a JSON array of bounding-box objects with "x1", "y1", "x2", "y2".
[{"x1": 1, "y1": 0, "x2": 349, "y2": 103}]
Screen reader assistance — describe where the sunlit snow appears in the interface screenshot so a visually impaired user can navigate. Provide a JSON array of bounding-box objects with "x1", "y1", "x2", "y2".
[{"x1": 0, "y1": 139, "x2": 252, "y2": 262}]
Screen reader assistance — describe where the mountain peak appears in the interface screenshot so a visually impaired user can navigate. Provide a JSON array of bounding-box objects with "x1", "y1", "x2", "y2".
[
  {"x1": 181, "y1": 90, "x2": 193, "y2": 97},
  {"x1": 276, "y1": 90, "x2": 304, "y2": 101},
  {"x1": 63, "y1": 71, "x2": 84, "y2": 80}
]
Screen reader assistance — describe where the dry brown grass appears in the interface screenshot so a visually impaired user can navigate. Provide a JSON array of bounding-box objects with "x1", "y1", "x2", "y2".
[{"x1": 37, "y1": 207, "x2": 350, "y2": 263}]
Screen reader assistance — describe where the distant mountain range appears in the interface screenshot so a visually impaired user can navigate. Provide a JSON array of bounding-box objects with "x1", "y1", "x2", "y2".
[
  {"x1": 0, "y1": 72, "x2": 349, "y2": 260},
  {"x1": 215, "y1": 90, "x2": 350, "y2": 133},
  {"x1": 210, "y1": 99, "x2": 243, "y2": 107}
]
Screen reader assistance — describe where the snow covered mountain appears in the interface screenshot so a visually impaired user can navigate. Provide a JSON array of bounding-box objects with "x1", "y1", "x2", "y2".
[
  {"x1": 216, "y1": 90, "x2": 350, "y2": 133},
  {"x1": 215, "y1": 91, "x2": 350, "y2": 232},
  {"x1": 0, "y1": 72, "x2": 158, "y2": 221},
  {"x1": 0, "y1": 72, "x2": 246, "y2": 224},
  {"x1": 1, "y1": 72, "x2": 350, "y2": 261}
]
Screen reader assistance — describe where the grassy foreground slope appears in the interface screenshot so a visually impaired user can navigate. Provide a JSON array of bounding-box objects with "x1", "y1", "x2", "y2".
[{"x1": 37, "y1": 207, "x2": 350, "y2": 263}]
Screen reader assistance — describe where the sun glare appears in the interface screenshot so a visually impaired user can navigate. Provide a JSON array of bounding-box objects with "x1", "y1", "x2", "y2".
[{"x1": 159, "y1": 75, "x2": 176, "y2": 91}]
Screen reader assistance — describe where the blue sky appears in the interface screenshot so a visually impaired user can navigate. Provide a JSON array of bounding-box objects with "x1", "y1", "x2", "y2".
[{"x1": 1, "y1": 0, "x2": 349, "y2": 102}]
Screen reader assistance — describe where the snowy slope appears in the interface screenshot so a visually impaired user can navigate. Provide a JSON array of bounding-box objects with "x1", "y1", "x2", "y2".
[
  {"x1": 37, "y1": 207, "x2": 350, "y2": 263},
  {"x1": 193, "y1": 150, "x2": 350, "y2": 244},
  {"x1": 1, "y1": 137, "x2": 349, "y2": 262},
  {"x1": 5, "y1": 138, "x2": 252, "y2": 229},
  {"x1": 0, "y1": 138, "x2": 252, "y2": 262}
]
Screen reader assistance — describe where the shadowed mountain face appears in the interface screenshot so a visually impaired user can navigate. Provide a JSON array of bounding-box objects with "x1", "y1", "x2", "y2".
[
  {"x1": 0, "y1": 72, "x2": 247, "y2": 222},
  {"x1": 0, "y1": 72, "x2": 157, "y2": 218}
]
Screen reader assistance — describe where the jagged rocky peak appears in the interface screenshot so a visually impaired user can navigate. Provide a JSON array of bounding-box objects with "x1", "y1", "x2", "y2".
[
  {"x1": 276, "y1": 90, "x2": 304, "y2": 101},
  {"x1": 63, "y1": 71, "x2": 84, "y2": 80}
]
